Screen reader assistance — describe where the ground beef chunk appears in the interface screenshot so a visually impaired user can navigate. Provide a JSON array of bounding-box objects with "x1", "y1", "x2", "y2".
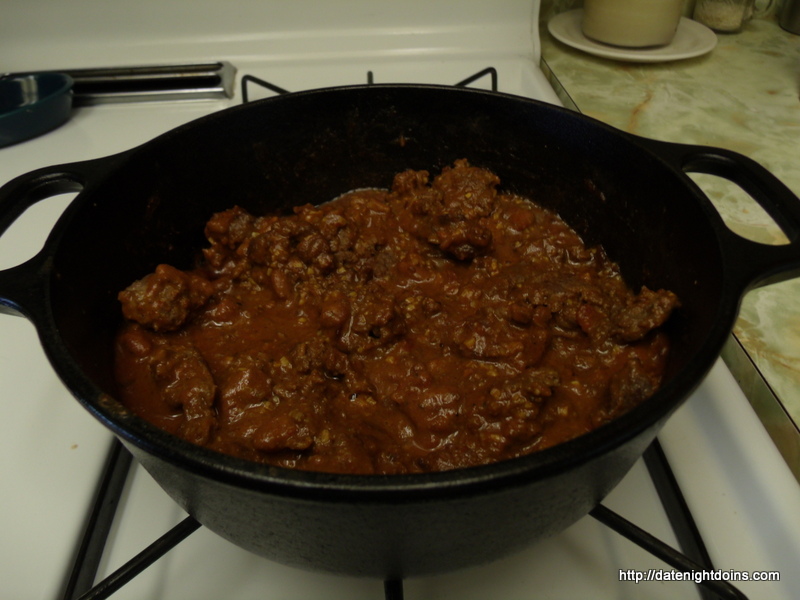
[
  {"x1": 115, "y1": 327, "x2": 216, "y2": 445},
  {"x1": 611, "y1": 286, "x2": 680, "y2": 342},
  {"x1": 118, "y1": 264, "x2": 213, "y2": 332}
]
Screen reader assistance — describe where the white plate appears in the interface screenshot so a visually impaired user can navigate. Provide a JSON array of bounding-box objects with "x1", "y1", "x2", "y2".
[{"x1": 548, "y1": 10, "x2": 717, "y2": 63}]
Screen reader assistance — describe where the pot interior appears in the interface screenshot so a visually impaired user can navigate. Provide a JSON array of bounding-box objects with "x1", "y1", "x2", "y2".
[{"x1": 48, "y1": 86, "x2": 726, "y2": 457}]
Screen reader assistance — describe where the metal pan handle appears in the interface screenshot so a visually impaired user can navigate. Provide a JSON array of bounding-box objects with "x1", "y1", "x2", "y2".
[
  {"x1": 0, "y1": 154, "x2": 121, "y2": 319},
  {"x1": 639, "y1": 137, "x2": 800, "y2": 292}
]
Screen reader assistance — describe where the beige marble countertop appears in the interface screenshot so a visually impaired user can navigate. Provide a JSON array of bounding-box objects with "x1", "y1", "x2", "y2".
[{"x1": 539, "y1": 8, "x2": 800, "y2": 475}]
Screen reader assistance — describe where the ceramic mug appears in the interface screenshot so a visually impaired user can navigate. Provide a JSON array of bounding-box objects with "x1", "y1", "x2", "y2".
[
  {"x1": 694, "y1": 0, "x2": 775, "y2": 32},
  {"x1": 582, "y1": 0, "x2": 685, "y2": 47}
]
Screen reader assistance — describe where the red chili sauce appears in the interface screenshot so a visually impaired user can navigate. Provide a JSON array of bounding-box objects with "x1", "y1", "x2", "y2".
[{"x1": 114, "y1": 160, "x2": 679, "y2": 474}]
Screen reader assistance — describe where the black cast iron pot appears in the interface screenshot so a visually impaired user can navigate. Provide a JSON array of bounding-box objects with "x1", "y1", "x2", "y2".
[{"x1": 2, "y1": 85, "x2": 800, "y2": 578}]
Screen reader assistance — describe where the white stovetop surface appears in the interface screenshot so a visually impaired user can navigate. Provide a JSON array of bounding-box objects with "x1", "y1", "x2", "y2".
[
  {"x1": 2, "y1": 1, "x2": 799, "y2": 598},
  {"x1": 3, "y1": 0, "x2": 543, "y2": 70}
]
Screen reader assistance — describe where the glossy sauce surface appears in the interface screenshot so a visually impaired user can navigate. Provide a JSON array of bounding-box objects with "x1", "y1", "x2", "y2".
[{"x1": 115, "y1": 161, "x2": 678, "y2": 474}]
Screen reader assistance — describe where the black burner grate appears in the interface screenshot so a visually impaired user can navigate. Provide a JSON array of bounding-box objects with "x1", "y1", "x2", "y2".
[
  {"x1": 240, "y1": 66, "x2": 499, "y2": 102},
  {"x1": 60, "y1": 439, "x2": 748, "y2": 600},
  {"x1": 63, "y1": 68, "x2": 747, "y2": 600}
]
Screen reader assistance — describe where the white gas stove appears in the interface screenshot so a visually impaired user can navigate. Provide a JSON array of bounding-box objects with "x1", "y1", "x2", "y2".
[{"x1": 2, "y1": 1, "x2": 799, "y2": 599}]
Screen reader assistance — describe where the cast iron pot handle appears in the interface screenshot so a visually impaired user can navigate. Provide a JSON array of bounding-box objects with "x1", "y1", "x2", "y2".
[
  {"x1": 639, "y1": 137, "x2": 800, "y2": 292},
  {"x1": 0, "y1": 154, "x2": 123, "y2": 320}
]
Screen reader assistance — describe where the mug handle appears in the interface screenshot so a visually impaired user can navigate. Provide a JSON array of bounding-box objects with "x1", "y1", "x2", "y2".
[{"x1": 747, "y1": 0, "x2": 775, "y2": 20}]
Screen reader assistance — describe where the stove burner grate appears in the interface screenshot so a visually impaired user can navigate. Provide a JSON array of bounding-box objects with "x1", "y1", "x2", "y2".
[
  {"x1": 60, "y1": 439, "x2": 748, "y2": 600},
  {"x1": 240, "y1": 67, "x2": 499, "y2": 103}
]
